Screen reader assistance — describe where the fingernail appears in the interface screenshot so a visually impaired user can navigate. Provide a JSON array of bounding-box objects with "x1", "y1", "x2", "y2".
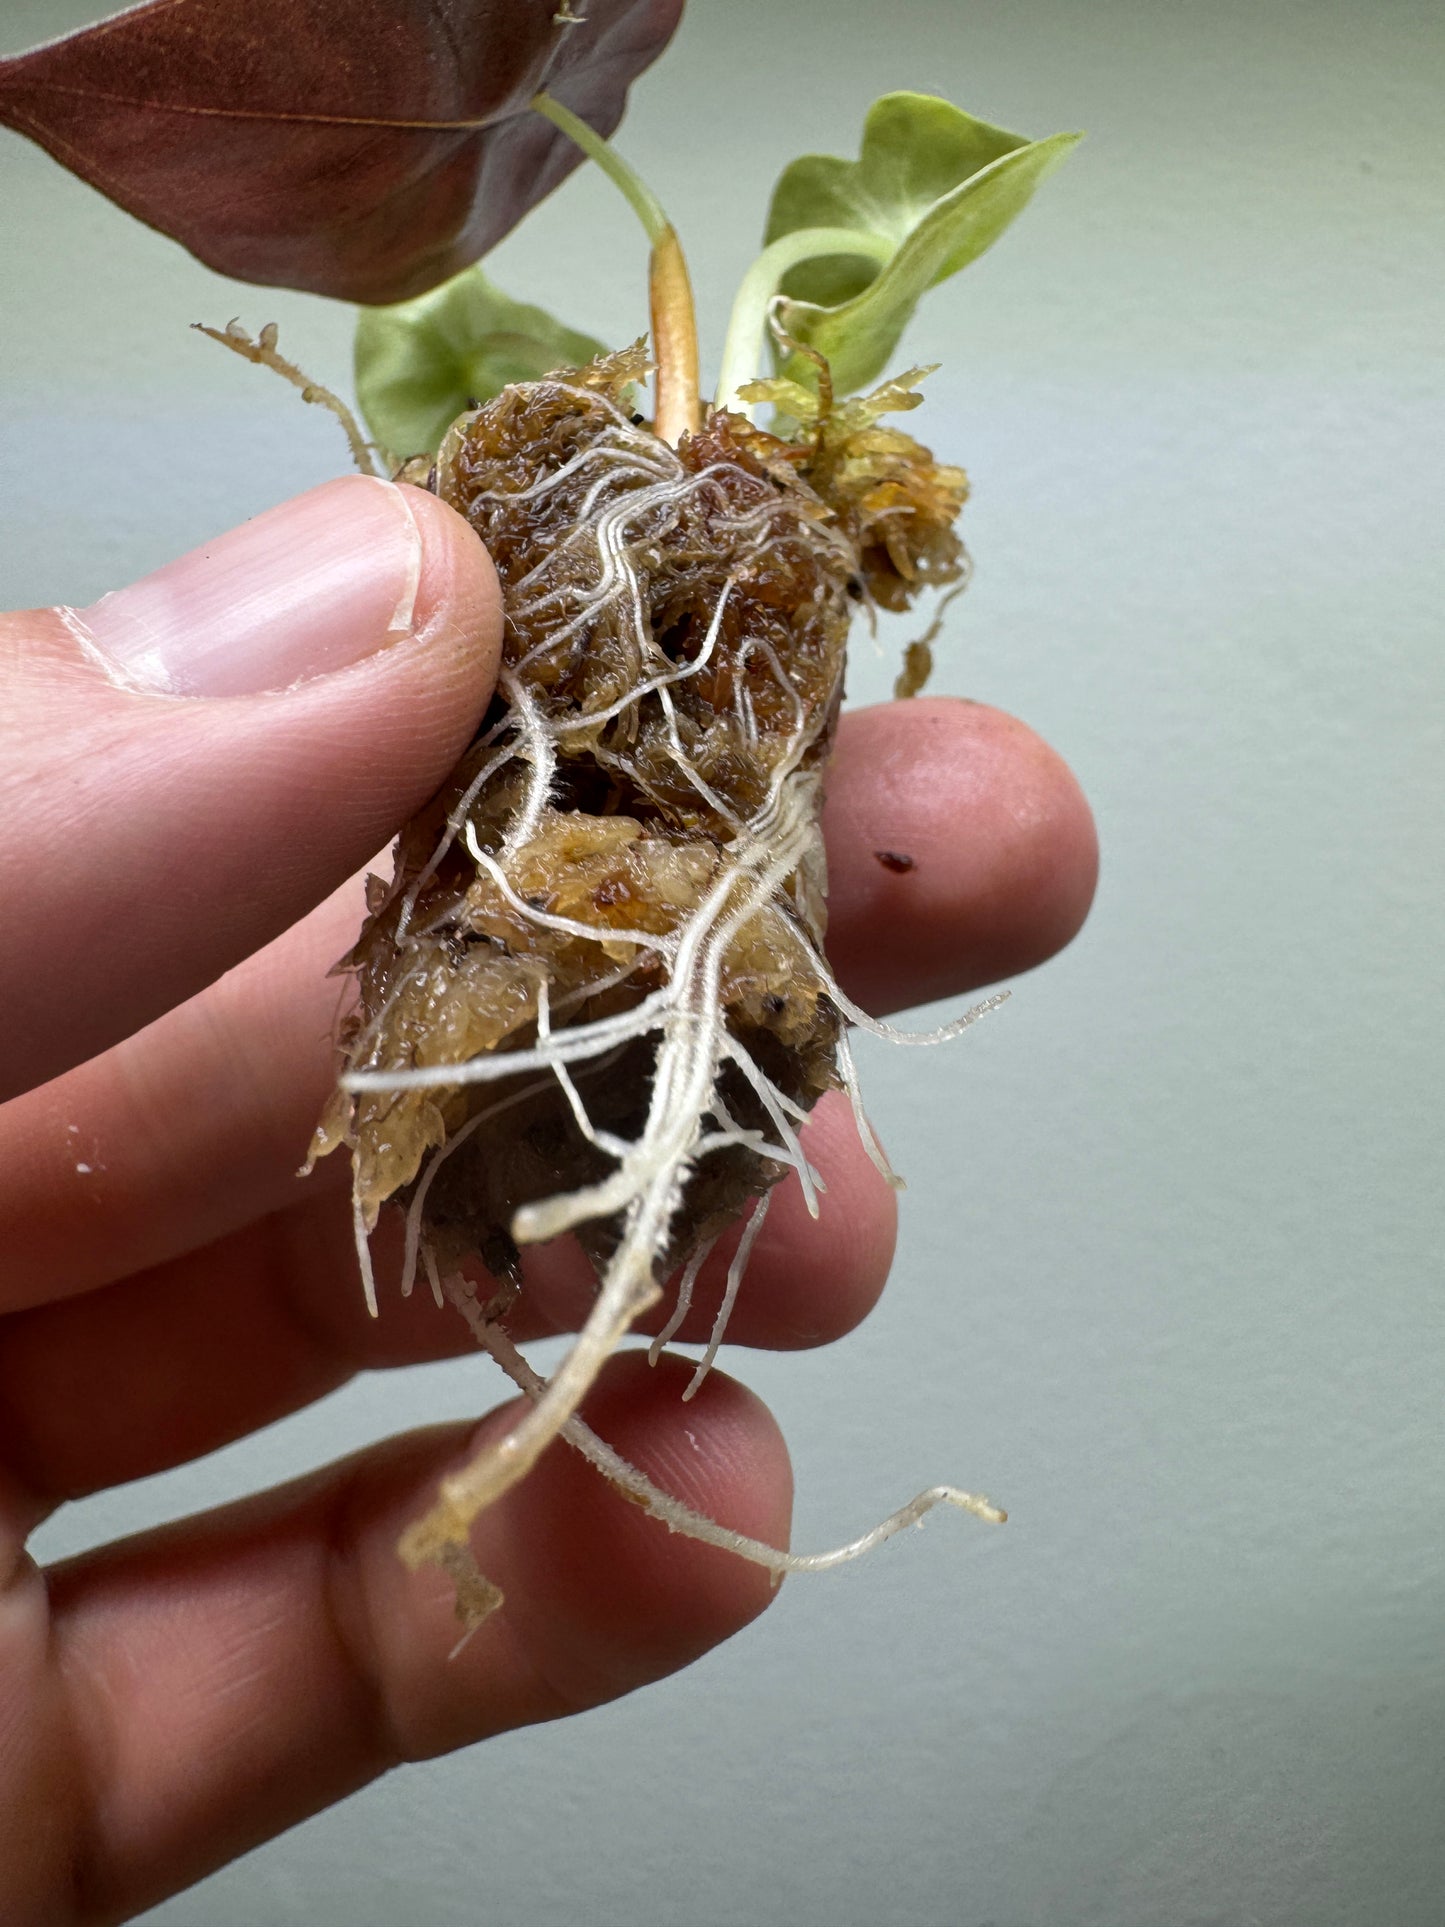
[{"x1": 76, "y1": 476, "x2": 423, "y2": 697}]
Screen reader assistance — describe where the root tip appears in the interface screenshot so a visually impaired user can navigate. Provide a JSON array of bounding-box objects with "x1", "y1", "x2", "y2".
[{"x1": 398, "y1": 1519, "x2": 505, "y2": 1635}]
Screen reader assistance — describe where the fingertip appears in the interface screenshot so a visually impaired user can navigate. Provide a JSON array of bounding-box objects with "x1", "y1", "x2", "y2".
[
  {"x1": 393, "y1": 481, "x2": 504, "y2": 712},
  {"x1": 950, "y1": 700, "x2": 1098, "y2": 977},
  {"x1": 336, "y1": 1355, "x2": 792, "y2": 1763},
  {"x1": 490, "y1": 1354, "x2": 792, "y2": 1705},
  {"x1": 825, "y1": 697, "x2": 1099, "y2": 1011},
  {"x1": 70, "y1": 475, "x2": 495, "y2": 705},
  {"x1": 39, "y1": 1359, "x2": 794, "y2": 1909},
  {"x1": 725, "y1": 1091, "x2": 898, "y2": 1349}
]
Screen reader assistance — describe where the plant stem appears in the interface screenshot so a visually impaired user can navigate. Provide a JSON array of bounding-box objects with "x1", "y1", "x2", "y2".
[
  {"x1": 714, "y1": 226, "x2": 894, "y2": 415},
  {"x1": 532, "y1": 91, "x2": 699, "y2": 444},
  {"x1": 647, "y1": 226, "x2": 701, "y2": 447},
  {"x1": 531, "y1": 91, "x2": 668, "y2": 243}
]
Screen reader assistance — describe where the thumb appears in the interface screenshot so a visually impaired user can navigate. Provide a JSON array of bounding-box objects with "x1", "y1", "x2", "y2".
[{"x1": 0, "y1": 475, "x2": 501, "y2": 1101}]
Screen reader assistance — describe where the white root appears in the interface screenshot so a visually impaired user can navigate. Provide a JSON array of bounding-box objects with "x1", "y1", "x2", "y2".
[
  {"x1": 354, "y1": 1192, "x2": 379, "y2": 1320},
  {"x1": 344, "y1": 989, "x2": 673, "y2": 1093},
  {"x1": 334, "y1": 406, "x2": 994, "y2": 1596},
  {"x1": 389, "y1": 785, "x2": 834, "y2": 1568},
  {"x1": 648, "y1": 1232, "x2": 717, "y2": 1365},
  {"x1": 436, "y1": 1279, "x2": 1003, "y2": 1624},
  {"x1": 834, "y1": 1024, "x2": 902, "y2": 1191},
  {"x1": 683, "y1": 1191, "x2": 770, "y2": 1399},
  {"x1": 422, "y1": 1242, "x2": 445, "y2": 1310},
  {"x1": 394, "y1": 794, "x2": 825, "y2": 1567}
]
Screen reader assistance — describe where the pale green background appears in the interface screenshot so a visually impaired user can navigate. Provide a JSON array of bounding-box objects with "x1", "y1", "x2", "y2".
[{"x1": 3, "y1": 1, "x2": 1443, "y2": 1922}]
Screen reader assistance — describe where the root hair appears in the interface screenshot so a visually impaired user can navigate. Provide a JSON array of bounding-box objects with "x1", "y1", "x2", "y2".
[
  {"x1": 309, "y1": 358, "x2": 991, "y2": 1619},
  {"x1": 431, "y1": 1275, "x2": 1004, "y2": 1631}
]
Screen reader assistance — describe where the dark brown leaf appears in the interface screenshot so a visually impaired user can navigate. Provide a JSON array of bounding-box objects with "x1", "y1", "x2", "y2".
[{"x1": 0, "y1": 0, "x2": 683, "y2": 303}]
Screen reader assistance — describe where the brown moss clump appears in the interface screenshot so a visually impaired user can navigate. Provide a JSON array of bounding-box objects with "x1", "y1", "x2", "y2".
[
  {"x1": 314, "y1": 344, "x2": 853, "y2": 1277},
  {"x1": 307, "y1": 345, "x2": 967, "y2": 1591},
  {"x1": 737, "y1": 364, "x2": 970, "y2": 696}
]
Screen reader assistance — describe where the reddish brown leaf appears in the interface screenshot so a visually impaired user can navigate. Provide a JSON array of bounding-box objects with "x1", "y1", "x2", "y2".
[{"x1": 0, "y1": 0, "x2": 683, "y2": 303}]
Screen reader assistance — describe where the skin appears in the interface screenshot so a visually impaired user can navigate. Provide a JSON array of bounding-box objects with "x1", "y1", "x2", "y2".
[{"x1": 0, "y1": 479, "x2": 1097, "y2": 1925}]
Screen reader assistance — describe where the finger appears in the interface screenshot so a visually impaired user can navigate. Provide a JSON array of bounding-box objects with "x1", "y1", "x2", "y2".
[
  {"x1": 43, "y1": 1356, "x2": 790, "y2": 1924},
  {"x1": 0, "y1": 477, "x2": 502, "y2": 1101},
  {"x1": 0, "y1": 698, "x2": 1092, "y2": 1313},
  {"x1": 821, "y1": 696, "x2": 1098, "y2": 1014},
  {"x1": 0, "y1": 1091, "x2": 891, "y2": 1509},
  {"x1": 0, "y1": 876, "x2": 369, "y2": 1317}
]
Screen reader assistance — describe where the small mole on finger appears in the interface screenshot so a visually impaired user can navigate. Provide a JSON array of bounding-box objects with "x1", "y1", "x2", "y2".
[{"x1": 873, "y1": 850, "x2": 916, "y2": 874}]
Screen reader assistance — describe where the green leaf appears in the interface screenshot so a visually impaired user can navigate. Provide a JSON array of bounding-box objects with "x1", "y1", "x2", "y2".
[
  {"x1": 764, "y1": 93, "x2": 1080, "y2": 398},
  {"x1": 355, "y1": 266, "x2": 608, "y2": 460}
]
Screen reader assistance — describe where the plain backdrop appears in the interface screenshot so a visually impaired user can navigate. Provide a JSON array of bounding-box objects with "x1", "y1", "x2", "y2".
[{"x1": 3, "y1": 2, "x2": 1442, "y2": 1923}]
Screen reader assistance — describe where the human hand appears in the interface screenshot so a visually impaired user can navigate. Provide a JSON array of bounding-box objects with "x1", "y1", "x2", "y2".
[{"x1": 0, "y1": 476, "x2": 1096, "y2": 1924}]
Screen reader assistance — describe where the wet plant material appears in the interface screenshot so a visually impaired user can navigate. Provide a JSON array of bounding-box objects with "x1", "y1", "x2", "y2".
[
  {"x1": 4, "y1": 0, "x2": 1078, "y2": 1620},
  {"x1": 320, "y1": 347, "x2": 855, "y2": 1288},
  {"x1": 305, "y1": 84, "x2": 1074, "y2": 1619},
  {"x1": 306, "y1": 343, "x2": 999, "y2": 1605},
  {"x1": 318, "y1": 349, "x2": 970, "y2": 1268}
]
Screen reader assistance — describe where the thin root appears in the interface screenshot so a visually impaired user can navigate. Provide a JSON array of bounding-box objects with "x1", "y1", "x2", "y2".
[
  {"x1": 194, "y1": 320, "x2": 381, "y2": 477},
  {"x1": 427, "y1": 1279, "x2": 1005, "y2": 1630},
  {"x1": 683, "y1": 1192, "x2": 770, "y2": 1399},
  {"x1": 310, "y1": 364, "x2": 990, "y2": 1622}
]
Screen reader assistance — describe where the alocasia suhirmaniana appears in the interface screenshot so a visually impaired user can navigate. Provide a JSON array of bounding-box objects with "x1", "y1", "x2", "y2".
[{"x1": 2, "y1": 0, "x2": 1077, "y2": 1620}]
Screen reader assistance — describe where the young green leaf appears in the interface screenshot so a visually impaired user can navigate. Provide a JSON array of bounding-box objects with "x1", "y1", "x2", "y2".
[
  {"x1": 0, "y1": 0, "x2": 683, "y2": 304},
  {"x1": 356, "y1": 268, "x2": 608, "y2": 459},
  {"x1": 764, "y1": 93, "x2": 1079, "y2": 398}
]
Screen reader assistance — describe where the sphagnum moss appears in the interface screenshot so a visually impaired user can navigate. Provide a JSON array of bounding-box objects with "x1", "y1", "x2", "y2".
[
  {"x1": 301, "y1": 340, "x2": 1009, "y2": 1621},
  {"x1": 205, "y1": 88, "x2": 1073, "y2": 1626}
]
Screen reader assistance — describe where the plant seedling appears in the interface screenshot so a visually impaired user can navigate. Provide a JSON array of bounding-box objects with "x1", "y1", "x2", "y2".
[{"x1": 1, "y1": 0, "x2": 1078, "y2": 1628}]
